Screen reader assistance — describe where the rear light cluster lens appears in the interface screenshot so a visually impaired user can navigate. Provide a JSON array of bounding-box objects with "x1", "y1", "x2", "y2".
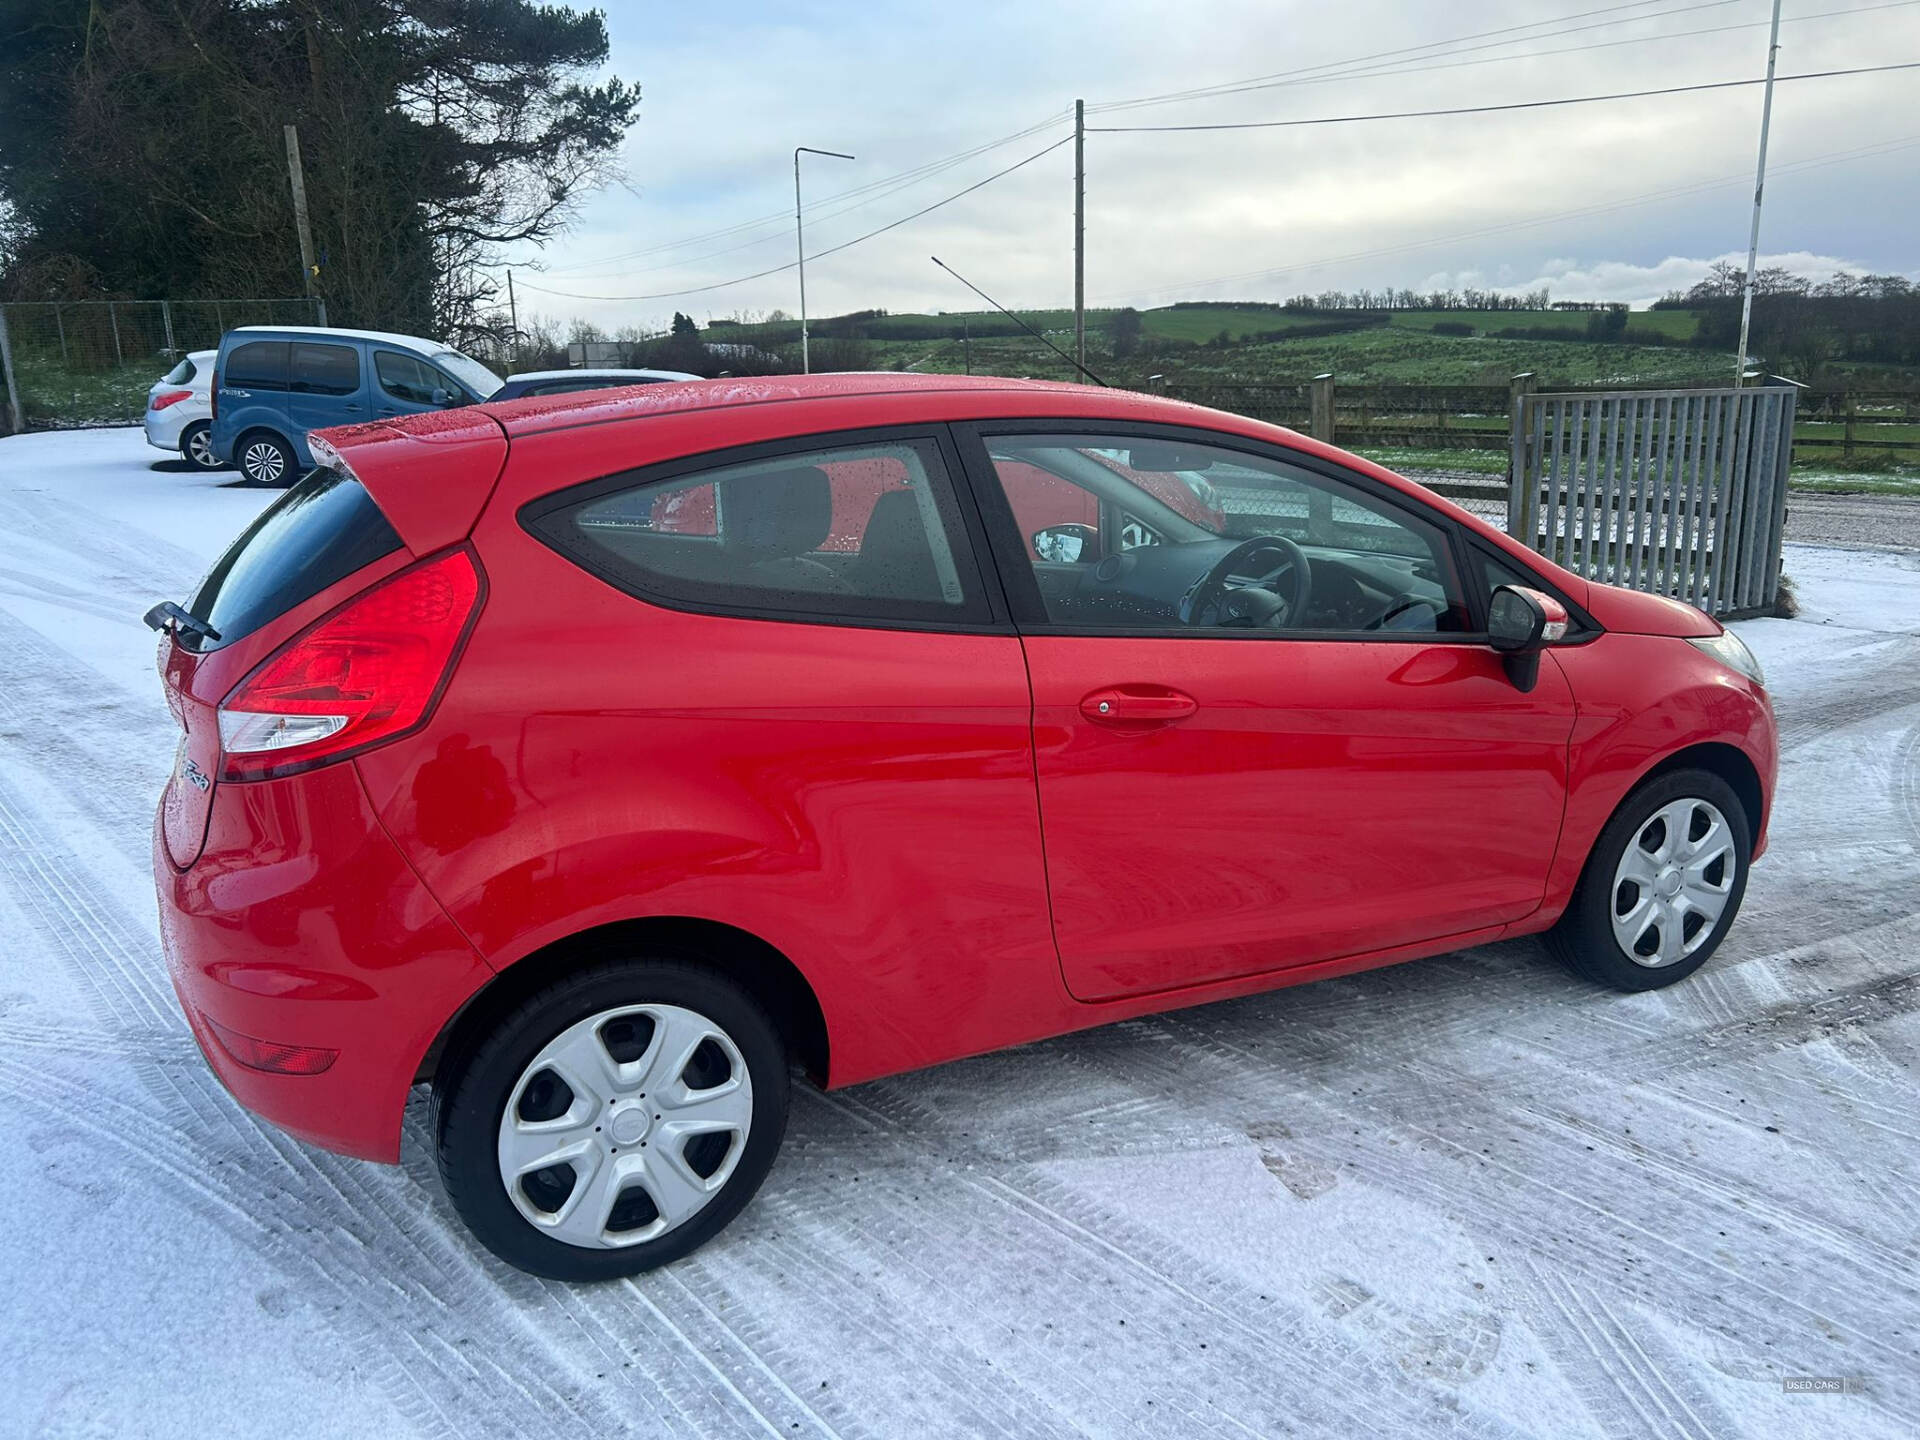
[
  {"x1": 218, "y1": 548, "x2": 483, "y2": 781},
  {"x1": 150, "y1": 388, "x2": 194, "y2": 411},
  {"x1": 202, "y1": 1012, "x2": 338, "y2": 1075}
]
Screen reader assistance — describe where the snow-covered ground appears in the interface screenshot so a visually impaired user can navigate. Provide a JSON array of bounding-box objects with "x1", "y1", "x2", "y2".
[{"x1": 1, "y1": 426, "x2": 1916, "y2": 1439}]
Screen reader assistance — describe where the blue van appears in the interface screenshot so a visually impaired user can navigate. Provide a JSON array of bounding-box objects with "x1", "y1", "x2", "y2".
[{"x1": 209, "y1": 327, "x2": 504, "y2": 485}]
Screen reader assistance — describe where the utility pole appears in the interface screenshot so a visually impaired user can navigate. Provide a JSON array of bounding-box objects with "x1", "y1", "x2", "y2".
[
  {"x1": 963, "y1": 315, "x2": 972, "y2": 375},
  {"x1": 794, "y1": 145, "x2": 855, "y2": 373},
  {"x1": 507, "y1": 269, "x2": 520, "y2": 366},
  {"x1": 1734, "y1": 0, "x2": 1783, "y2": 388},
  {"x1": 283, "y1": 124, "x2": 326, "y2": 326},
  {"x1": 1074, "y1": 98, "x2": 1086, "y2": 379}
]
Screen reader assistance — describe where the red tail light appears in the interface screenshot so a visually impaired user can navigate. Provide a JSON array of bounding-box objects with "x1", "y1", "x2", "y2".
[
  {"x1": 151, "y1": 388, "x2": 194, "y2": 411},
  {"x1": 209, "y1": 372, "x2": 219, "y2": 422},
  {"x1": 218, "y1": 548, "x2": 484, "y2": 781}
]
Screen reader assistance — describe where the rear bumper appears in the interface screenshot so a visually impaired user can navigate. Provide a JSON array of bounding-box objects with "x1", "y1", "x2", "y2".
[
  {"x1": 144, "y1": 407, "x2": 192, "y2": 451},
  {"x1": 154, "y1": 761, "x2": 493, "y2": 1162}
]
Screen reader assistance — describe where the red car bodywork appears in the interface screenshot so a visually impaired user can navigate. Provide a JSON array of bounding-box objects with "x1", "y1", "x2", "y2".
[{"x1": 154, "y1": 375, "x2": 1776, "y2": 1162}]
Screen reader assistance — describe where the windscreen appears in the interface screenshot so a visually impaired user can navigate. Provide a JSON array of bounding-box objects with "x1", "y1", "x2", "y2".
[
  {"x1": 433, "y1": 349, "x2": 504, "y2": 400},
  {"x1": 162, "y1": 357, "x2": 196, "y2": 385},
  {"x1": 184, "y1": 468, "x2": 402, "y2": 651}
]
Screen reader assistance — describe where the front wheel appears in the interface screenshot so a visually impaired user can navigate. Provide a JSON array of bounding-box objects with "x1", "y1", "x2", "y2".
[
  {"x1": 433, "y1": 961, "x2": 789, "y2": 1280},
  {"x1": 1549, "y1": 768, "x2": 1751, "y2": 991}
]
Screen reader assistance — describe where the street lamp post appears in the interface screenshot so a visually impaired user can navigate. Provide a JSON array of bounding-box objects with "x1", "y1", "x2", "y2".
[{"x1": 794, "y1": 145, "x2": 855, "y2": 374}]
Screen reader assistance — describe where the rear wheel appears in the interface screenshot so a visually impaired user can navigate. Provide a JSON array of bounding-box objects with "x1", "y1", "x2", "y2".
[
  {"x1": 237, "y1": 430, "x2": 295, "y2": 486},
  {"x1": 181, "y1": 421, "x2": 223, "y2": 471},
  {"x1": 433, "y1": 961, "x2": 789, "y2": 1280},
  {"x1": 1550, "y1": 767, "x2": 1751, "y2": 991}
]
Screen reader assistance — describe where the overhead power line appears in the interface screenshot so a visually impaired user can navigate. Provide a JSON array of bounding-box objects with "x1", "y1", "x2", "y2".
[
  {"x1": 514, "y1": 135, "x2": 1073, "y2": 303},
  {"x1": 1088, "y1": 0, "x2": 1920, "y2": 111},
  {"x1": 1086, "y1": 63, "x2": 1920, "y2": 133},
  {"x1": 536, "y1": 110, "x2": 1071, "y2": 278},
  {"x1": 1089, "y1": 0, "x2": 1740, "y2": 114}
]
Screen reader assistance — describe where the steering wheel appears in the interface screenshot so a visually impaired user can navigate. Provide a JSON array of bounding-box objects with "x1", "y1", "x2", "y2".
[{"x1": 1184, "y1": 536, "x2": 1313, "y2": 629}]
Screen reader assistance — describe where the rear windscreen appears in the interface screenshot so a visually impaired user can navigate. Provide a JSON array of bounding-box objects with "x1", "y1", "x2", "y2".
[
  {"x1": 184, "y1": 469, "x2": 402, "y2": 650},
  {"x1": 163, "y1": 357, "x2": 196, "y2": 385}
]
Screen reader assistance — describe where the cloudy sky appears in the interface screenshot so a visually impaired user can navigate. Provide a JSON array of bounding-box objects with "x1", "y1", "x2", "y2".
[{"x1": 506, "y1": 0, "x2": 1920, "y2": 331}]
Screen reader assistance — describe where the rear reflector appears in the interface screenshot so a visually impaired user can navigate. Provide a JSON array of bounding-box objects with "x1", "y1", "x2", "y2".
[
  {"x1": 218, "y1": 547, "x2": 484, "y2": 781},
  {"x1": 202, "y1": 1013, "x2": 339, "y2": 1076},
  {"x1": 151, "y1": 389, "x2": 194, "y2": 411}
]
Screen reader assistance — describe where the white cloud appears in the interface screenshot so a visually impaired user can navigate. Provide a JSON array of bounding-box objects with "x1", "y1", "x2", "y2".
[{"x1": 513, "y1": 0, "x2": 1920, "y2": 331}]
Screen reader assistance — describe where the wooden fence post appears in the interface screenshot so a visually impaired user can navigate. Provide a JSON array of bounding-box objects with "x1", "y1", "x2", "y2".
[
  {"x1": 1310, "y1": 373, "x2": 1334, "y2": 443},
  {"x1": 1843, "y1": 391, "x2": 1856, "y2": 461},
  {"x1": 1507, "y1": 372, "x2": 1536, "y2": 535},
  {"x1": 0, "y1": 306, "x2": 23, "y2": 434}
]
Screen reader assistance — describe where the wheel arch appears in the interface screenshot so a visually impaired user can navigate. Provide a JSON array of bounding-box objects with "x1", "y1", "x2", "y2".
[
  {"x1": 417, "y1": 915, "x2": 831, "y2": 1091},
  {"x1": 1632, "y1": 740, "x2": 1766, "y2": 846}
]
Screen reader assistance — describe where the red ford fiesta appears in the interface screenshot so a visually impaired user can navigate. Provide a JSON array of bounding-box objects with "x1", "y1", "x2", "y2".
[{"x1": 150, "y1": 374, "x2": 1776, "y2": 1278}]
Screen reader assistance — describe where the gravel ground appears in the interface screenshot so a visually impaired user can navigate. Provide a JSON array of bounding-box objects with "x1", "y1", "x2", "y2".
[
  {"x1": 1782, "y1": 491, "x2": 1920, "y2": 551},
  {"x1": 2, "y1": 428, "x2": 1917, "y2": 1439}
]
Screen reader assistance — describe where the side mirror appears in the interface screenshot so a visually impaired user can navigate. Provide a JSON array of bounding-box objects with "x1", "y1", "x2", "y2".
[
  {"x1": 1487, "y1": 585, "x2": 1569, "y2": 692},
  {"x1": 430, "y1": 387, "x2": 456, "y2": 407},
  {"x1": 1033, "y1": 522, "x2": 1097, "y2": 564}
]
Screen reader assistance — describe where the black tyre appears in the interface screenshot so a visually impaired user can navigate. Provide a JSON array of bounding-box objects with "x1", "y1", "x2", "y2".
[
  {"x1": 235, "y1": 430, "x2": 296, "y2": 486},
  {"x1": 1549, "y1": 767, "x2": 1751, "y2": 991},
  {"x1": 433, "y1": 960, "x2": 789, "y2": 1280},
  {"x1": 181, "y1": 421, "x2": 224, "y2": 471}
]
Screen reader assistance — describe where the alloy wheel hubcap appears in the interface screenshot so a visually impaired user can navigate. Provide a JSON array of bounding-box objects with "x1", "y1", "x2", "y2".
[
  {"x1": 1610, "y1": 797, "x2": 1736, "y2": 967},
  {"x1": 243, "y1": 442, "x2": 284, "y2": 483},
  {"x1": 497, "y1": 1003, "x2": 752, "y2": 1249},
  {"x1": 188, "y1": 430, "x2": 217, "y2": 467}
]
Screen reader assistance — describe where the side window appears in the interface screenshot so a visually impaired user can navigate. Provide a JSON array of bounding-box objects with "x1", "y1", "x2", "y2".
[
  {"x1": 527, "y1": 437, "x2": 989, "y2": 626},
  {"x1": 374, "y1": 351, "x2": 437, "y2": 404},
  {"x1": 290, "y1": 342, "x2": 360, "y2": 396},
  {"x1": 224, "y1": 341, "x2": 289, "y2": 390},
  {"x1": 983, "y1": 432, "x2": 1469, "y2": 636}
]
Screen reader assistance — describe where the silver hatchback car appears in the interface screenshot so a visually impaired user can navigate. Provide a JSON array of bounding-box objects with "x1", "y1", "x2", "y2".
[{"x1": 143, "y1": 350, "x2": 223, "y2": 471}]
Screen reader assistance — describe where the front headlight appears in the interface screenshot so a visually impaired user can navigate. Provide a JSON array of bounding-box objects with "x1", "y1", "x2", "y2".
[{"x1": 1688, "y1": 631, "x2": 1765, "y2": 687}]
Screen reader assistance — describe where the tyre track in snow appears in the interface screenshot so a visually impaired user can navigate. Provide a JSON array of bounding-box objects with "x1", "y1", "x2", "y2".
[
  {"x1": 809, "y1": 1085, "x2": 1530, "y2": 1440},
  {"x1": 0, "y1": 745, "x2": 789, "y2": 1440}
]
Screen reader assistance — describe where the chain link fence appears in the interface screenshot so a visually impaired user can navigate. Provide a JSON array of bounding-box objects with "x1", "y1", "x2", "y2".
[{"x1": 0, "y1": 297, "x2": 324, "y2": 433}]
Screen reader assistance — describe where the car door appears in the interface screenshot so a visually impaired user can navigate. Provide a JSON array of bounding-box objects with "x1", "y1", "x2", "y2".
[
  {"x1": 956, "y1": 422, "x2": 1579, "y2": 1003},
  {"x1": 286, "y1": 339, "x2": 367, "y2": 450}
]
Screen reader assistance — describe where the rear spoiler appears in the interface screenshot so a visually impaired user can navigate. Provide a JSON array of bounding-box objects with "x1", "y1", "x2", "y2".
[{"x1": 308, "y1": 410, "x2": 510, "y2": 555}]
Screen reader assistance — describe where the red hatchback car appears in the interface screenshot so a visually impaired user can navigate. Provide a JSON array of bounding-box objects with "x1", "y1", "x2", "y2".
[{"x1": 150, "y1": 374, "x2": 1775, "y2": 1278}]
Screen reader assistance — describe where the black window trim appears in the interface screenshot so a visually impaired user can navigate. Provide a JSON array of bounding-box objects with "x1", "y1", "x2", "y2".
[{"x1": 518, "y1": 422, "x2": 1015, "y2": 635}]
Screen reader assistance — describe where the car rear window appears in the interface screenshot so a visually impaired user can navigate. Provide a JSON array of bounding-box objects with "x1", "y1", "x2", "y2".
[
  {"x1": 184, "y1": 468, "x2": 402, "y2": 650},
  {"x1": 163, "y1": 357, "x2": 196, "y2": 385}
]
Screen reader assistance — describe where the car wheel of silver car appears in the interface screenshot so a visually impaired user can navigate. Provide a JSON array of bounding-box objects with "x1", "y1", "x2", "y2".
[
  {"x1": 182, "y1": 422, "x2": 223, "y2": 471},
  {"x1": 1549, "y1": 767, "x2": 1752, "y2": 992},
  {"x1": 238, "y1": 432, "x2": 294, "y2": 486},
  {"x1": 433, "y1": 960, "x2": 789, "y2": 1280}
]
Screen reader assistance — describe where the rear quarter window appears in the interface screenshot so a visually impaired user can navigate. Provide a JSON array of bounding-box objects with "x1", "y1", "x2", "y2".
[
  {"x1": 224, "y1": 340, "x2": 290, "y2": 390},
  {"x1": 185, "y1": 468, "x2": 402, "y2": 650}
]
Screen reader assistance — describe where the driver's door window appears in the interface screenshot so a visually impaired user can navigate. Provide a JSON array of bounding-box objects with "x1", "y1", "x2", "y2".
[{"x1": 983, "y1": 433, "x2": 1470, "y2": 635}]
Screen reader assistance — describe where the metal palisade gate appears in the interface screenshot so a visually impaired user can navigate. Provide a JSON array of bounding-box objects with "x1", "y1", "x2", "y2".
[{"x1": 1507, "y1": 385, "x2": 1797, "y2": 619}]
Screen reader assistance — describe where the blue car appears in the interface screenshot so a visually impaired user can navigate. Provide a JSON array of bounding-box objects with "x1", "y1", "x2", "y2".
[{"x1": 209, "y1": 326, "x2": 503, "y2": 485}]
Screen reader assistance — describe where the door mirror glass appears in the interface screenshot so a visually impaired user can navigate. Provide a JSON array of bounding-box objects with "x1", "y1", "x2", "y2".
[
  {"x1": 1033, "y1": 523, "x2": 1096, "y2": 564},
  {"x1": 1488, "y1": 584, "x2": 1569, "y2": 653}
]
